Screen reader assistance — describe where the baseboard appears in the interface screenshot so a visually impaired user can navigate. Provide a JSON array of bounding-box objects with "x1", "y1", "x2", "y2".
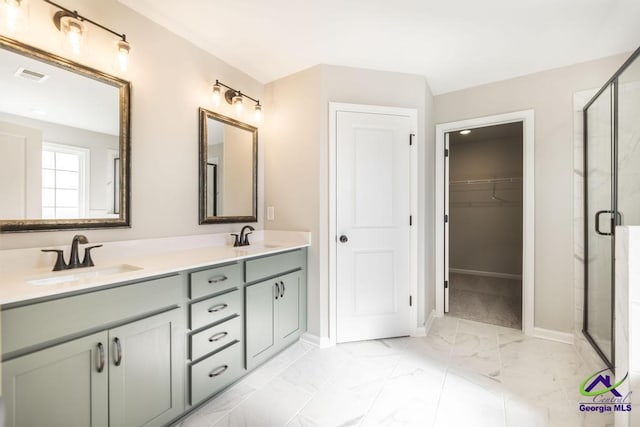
[
  {"x1": 450, "y1": 268, "x2": 522, "y2": 281},
  {"x1": 300, "y1": 332, "x2": 333, "y2": 348},
  {"x1": 532, "y1": 327, "x2": 575, "y2": 345},
  {"x1": 423, "y1": 309, "x2": 437, "y2": 335}
]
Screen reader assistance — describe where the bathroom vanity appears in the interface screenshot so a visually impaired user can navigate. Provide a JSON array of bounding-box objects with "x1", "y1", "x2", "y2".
[{"x1": 0, "y1": 236, "x2": 308, "y2": 427}]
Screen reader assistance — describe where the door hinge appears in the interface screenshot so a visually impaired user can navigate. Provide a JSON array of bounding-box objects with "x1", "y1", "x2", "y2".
[
  {"x1": 409, "y1": 215, "x2": 413, "y2": 226},
  {"x1": 445, "y1": 148, "x2": 449, "y2": 157},
  {"x1": 409, "y1": 133, "x2": 415, "y2": 146},
  {"x1": 444, "y1": 280, "x2": 449, "y2": 289},
  {"x1": 409, "y1": 295, "x2": 413, "y2": 306},
  {"x1": 444, "y1": 214, "x2": 448, "y2": 223}
]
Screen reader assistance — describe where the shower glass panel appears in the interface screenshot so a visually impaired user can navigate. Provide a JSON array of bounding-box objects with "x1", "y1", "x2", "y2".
[
  {"x1": 618, "y1": 58, "x2": 640, "y2": 226},
  {"x1": 583, "y1": 47, "x2": 640, "y2": 368},
  {"x1": 585, "y1": 84, "x2": 614, "y2": 364}
]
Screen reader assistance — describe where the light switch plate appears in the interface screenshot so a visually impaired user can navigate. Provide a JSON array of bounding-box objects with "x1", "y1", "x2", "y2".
[{"x1": 267, "y1": 206, "x2": 275, "y2": 221}]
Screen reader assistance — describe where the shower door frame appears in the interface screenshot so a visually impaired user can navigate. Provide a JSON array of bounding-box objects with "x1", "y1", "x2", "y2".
[{"x1": 583, "y1": 46, "x2": 640, "y2": 369}]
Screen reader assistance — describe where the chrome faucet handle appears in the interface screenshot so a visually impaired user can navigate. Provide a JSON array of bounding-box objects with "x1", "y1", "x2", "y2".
[
  {"x1": 230, "y1": 233, "x2": 241, "y2": 247},
  {"x1": 41, "y1": 249, "x2": 67, "y2": 271},
  {"x1": 82, "y1": 245, "x2": 103, "y2": 267}
]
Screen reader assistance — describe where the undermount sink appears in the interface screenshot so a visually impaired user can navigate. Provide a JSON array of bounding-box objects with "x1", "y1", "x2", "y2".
[
  {"x1": 234, "y1": 242, "x2": 283, "y2": 253},
  {"x1": 27, "y1": 264, "x2": 143, "y2": 286}
]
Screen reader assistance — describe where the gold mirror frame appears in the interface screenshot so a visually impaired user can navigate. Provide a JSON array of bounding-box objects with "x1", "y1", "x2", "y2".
[
  {"x1": 199, "y1": 108, "x2": 258, "y2": 224},
  {"x1": 0, "y1": 35, "x2": 131, "y2": 233}
]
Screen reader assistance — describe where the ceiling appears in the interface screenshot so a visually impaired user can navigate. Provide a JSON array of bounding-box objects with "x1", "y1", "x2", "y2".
[{"x1": 118, "y1": 0, "x2": 640, "y2": 94}]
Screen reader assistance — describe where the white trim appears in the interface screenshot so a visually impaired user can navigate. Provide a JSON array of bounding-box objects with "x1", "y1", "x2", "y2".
[
  {"x1": 424, "y1": 309, "x2": 437, "y2": 335},
  {"x1": 300, "y1": 333, "x2": 332, "y2": 349},
  {"x1": 328, "y1": 102, "x2": 419, "y2": 347},
  {"x1": 532, "y1": 327, "x2": 575, "y2": 345},
  {"x1": 449, "y1": 268, "x2": 522, "y2": 281},
  {"x1": 435, "y1": 110, "x2": 535, "y2": 336}
]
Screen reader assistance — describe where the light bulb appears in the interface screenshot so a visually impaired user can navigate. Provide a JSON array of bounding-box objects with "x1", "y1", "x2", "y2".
[
  {"x1": 114, "y1": 39, "x2": 131, "y2": 72},
  {"x1": 254, "y1": 103, "x2": 262, "y2": 123},
  {"x1": 60, "y1": 15, "x2": 85, "y2": 56},
  {"x1": 232, "y1": 93, "x2": 243, "y2": 117},
  {"x1": 3, "y1": 0, "x2": 28, "y2": 33},
  {"x1": 212, "y1": 83, "x2": 222, "y2": 107}
]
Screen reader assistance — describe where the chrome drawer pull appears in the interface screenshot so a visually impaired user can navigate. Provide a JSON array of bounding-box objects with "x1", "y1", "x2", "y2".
[
  {"x1": 209, "y1": 365, "x2": 228, "y2": 377},
  {"x1": 208, "y1": 275, "x2": 228, "y2": 284},
  {"x1": 208, "y1": 303, "x2": 228, "y2": 313},
  {"x1": 96, "y1": 342, "x2": 105, "y2": 373},
  {"x1": 208, "y1": 332, "x2": 228, "y2": 342}
]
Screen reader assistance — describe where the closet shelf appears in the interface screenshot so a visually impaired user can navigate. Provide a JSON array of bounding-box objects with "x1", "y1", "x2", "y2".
[{"x1": 449, "y1": 177, "x2": 522, "y2": 185}]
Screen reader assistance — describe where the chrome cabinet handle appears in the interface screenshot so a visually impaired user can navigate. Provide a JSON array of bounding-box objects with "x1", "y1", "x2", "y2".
[
  {"x1": 208, "y1": 331, "x2": 228, "y2": 342},
  {"x1": 114, "y1": 337, "x2": 122, "y2": 366},
  {"x1": 208, "y1": 303, "x2": 228, "y2": 313},
  {"x1": 208, "y1": 275, "x2": 228, "y2": 284},
  {"x1": 275, "y1": 282, "x2": 280, "y2": 300},
  {"x1": 208, "y1": 365, "x2": 228, "y2": 378},
  {"x1": 96, "y1": 342, "x2": 105, "y2": 373}
]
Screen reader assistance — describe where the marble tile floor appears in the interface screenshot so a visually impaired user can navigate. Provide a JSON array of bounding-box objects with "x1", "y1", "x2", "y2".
[
  {"x1": 448, "y1": 273, "x2": 522, "y2": 329},
  {"x1": 175, "y1": 316, "x2": 613, "y2": 427}
]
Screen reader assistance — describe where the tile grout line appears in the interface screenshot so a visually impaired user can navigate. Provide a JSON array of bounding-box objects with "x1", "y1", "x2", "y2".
[{"x1": 430, "y1": 317, "x2": 459, "y2": 427}]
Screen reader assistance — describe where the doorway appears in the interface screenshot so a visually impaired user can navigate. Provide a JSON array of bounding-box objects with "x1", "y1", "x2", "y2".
[
  {"x1": 435, "y1": 110, "x2": 535, "y2": 335},
  {"x1": 445, "y1": 123, "x2": 523, "y2": 329},
  {"x1": 329, "y1": 103, "x2": 419, "y2": 344}
]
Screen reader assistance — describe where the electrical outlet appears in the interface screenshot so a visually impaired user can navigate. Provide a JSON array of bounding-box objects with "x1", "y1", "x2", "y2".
[{"x1": 267, "y1": 206, "x2": 275, "y2": 221}]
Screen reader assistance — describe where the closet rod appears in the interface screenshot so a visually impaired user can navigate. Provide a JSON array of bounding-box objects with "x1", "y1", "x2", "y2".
[{"x1": 449, "y1": 177, "x2": 522, "y2": 185}]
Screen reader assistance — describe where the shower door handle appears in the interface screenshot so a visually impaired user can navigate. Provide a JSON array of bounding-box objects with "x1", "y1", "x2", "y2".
[{"x1": 595, "y1": 210, "x2": 614, "y2": 236}]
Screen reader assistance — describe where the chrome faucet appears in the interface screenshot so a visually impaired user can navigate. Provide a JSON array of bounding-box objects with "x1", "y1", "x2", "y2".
[
  {"x1": 41, "y1": 234, "x2": 102, "y2": 271},
  {"x1": 231, "y1": 225, "x2": 255, "y2": 247}
]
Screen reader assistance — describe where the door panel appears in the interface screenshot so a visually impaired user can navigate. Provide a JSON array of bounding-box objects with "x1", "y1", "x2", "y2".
[
  {"x1": 336, "y1": 111, "x2": 412, "y2": 343},
  {"x1": 2, "y1": 332, "x2": 108, "y2": 427},
  {"x1": 278, "y1": 271, "x2": 301, "y2": 339},
  {"x1": 585, "y1": 84, "x2": 614, "y2": 361},
  {"x1": 246, "y1": 280, "x2": 276, "y2": 368},
  {"x1": 108, "y1": 309, "x2": 182, "y2": 427}
]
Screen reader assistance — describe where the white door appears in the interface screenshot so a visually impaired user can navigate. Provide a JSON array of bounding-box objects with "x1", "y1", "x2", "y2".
[{"x1": 336, "y1": 110, "x2": 412, "y2": 343}]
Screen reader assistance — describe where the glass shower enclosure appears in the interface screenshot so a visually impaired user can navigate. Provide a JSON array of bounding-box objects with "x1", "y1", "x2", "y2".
[{"x1": 584, "y1": 46, "x2": 640, "y2": 368}]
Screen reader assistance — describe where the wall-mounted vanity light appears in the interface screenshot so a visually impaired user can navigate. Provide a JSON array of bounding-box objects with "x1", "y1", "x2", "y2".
[
  {"x1": 212, "y1": 79, "x2": 263, "y2": 123},
  {"x1": 1, "y1": 0, "x2": 29, "y2": 33},
  {"x1": 45, "y1": 0, "x2": 131, "y2": 71}
]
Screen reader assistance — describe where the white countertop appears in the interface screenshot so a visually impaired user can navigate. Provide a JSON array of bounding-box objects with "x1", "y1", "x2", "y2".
[{"x1": 0, "y1": 230, "x2": 310, "y2": 305}]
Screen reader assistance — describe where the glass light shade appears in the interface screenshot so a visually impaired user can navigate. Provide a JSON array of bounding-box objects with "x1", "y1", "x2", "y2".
[
  {"x1": 114, "y1": 39, "x2": 131, "y2": 72},
  {"x1": 2, "y1": 0, "x2": 29, "y2": 33},
  {"x1": 60, "y1": 15, "x2": 85, "y2": 56},
  {"x1": 254, "y1": 103, "x2": 262, "y2": 123},
  {"x1": 232, "y1": 93, "x2": 243, "y2": 116},
  {"x1": 212, "y1": 84, "x2": 222, "y2": 107}
]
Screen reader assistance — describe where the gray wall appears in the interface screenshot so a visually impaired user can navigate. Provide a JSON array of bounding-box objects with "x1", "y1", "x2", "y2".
[{"x1": 434, "y1": 52, "x2": 629, "y2": 333}]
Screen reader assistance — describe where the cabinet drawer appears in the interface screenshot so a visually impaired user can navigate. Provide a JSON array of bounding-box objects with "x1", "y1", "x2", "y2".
[
  {"x1": 190, "y1": 263, "x2": 242, "y2": 299},
  {"x1": 190, "y1": 289, "x2": 241, "y2": 330},
  {"x1": 245, "y1": 249, "x2": 305, "y2": 283},
  {"x1": 190, "y1": 342, "x2": 243, "y2": 405},
  {"x1": 190, "y1": 315, "x2": 242, "y2": 361}
]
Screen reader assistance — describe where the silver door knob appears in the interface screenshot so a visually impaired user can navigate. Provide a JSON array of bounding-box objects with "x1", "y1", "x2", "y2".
[{"x1": 339, "y1": 235, "x2": 348, "y2": 243}]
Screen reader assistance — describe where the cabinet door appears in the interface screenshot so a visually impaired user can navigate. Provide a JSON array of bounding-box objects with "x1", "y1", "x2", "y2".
[
  {"x1": 108, "y1": 309, "x2": 184, "y2": 427},
  {"x1": 245, "y1": 279, "x2": 276, "y2": 370},
  {"x1": 2, "y1": 331, "x2": 109, "y2": 427},
  {"x1": 277, "y1": 271, "x2": 302, "y2": 341}
]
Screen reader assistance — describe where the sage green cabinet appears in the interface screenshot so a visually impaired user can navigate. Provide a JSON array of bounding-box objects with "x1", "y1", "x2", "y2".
[
  {"x1": 2, "y1": 309, "x2": 183, "y2": 427},
  {"x1": 2, "y1": 331, "x2": 108, "y2": 427},
  {"x1": 246, "y1": 270, "x2": 306, "y2": 370}
]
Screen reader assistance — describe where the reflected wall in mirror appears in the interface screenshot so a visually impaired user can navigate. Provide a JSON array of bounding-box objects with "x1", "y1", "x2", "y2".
[
  {"x1": 199, "y1": 108, "x2": 257, "y2": 224},
  {"x1": 0, "y1": 35, "x2": 130, "y2": 232}
]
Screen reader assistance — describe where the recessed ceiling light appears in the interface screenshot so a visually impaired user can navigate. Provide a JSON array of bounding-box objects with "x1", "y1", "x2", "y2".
[{"x1": 459, "y1": 129, "x2": 471, "y2": 135}]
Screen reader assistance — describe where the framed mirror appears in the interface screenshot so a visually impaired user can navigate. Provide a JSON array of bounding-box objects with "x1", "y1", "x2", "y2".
[
  {"x1": 199, "y1": 108, "x2": 257, "y2": 224},
  {"x1": 0, "y1": 35, "x2": 130, "y2": 232}
]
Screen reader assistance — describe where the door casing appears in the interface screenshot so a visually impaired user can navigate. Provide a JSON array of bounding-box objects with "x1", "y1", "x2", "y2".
[{"x1": 435, "y1": 110, "x2": 535, "y2": 336}]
